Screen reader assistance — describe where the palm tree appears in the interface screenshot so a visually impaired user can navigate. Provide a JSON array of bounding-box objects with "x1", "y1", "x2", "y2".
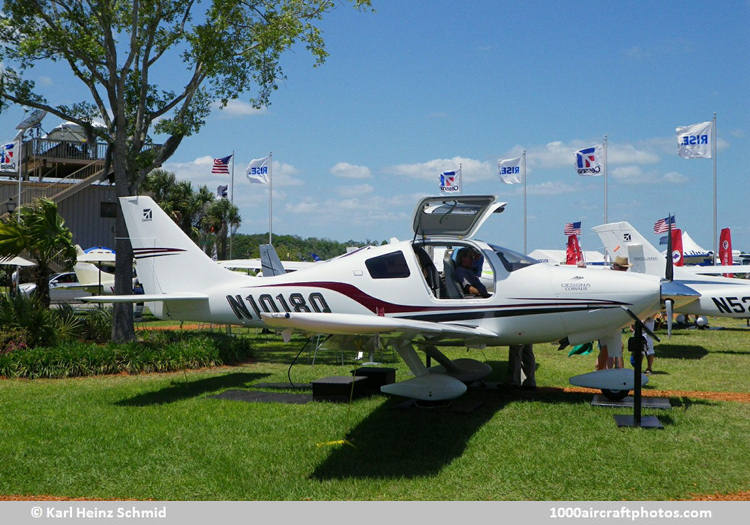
[
  {"x1": 202, "y1": 198, "x2": 241, "y2": 260},
  {"x1": 0, "y1": 199, "x2": 76, "y2": 307},
  {"x1": 143, "y1": 170, "x2": 214, "y2": 241}
]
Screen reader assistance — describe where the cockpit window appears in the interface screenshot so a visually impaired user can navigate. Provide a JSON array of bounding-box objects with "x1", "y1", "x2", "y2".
[
  {"x1": 365, "y1": 251, "x2": 411, "y2": 279},
  {"x1": 489, "y1": 244, "x2": 538, "y2": 272}
]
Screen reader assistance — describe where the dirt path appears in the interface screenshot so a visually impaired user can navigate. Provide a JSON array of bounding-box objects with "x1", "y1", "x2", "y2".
[
  {"x1": 558, "y1": 386, "x2": 750, "y2": 403},
  {"x1": 685, "y1": 490, "x2": 750, "y2": 501}
]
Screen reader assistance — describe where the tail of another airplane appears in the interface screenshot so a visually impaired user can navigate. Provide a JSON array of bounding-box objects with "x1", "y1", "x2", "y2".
[
  {"x1": 592, "y1": 221, "x2": 665, "y2": 277},
  {"x1": 119, "y1": 196, "x2": 238, "y2": 295}
]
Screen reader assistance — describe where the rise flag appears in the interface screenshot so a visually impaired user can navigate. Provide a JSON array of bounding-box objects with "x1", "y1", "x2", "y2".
[
  {"x1": 676, "y1": 121, "x2": 713, "y2": 159},
  {"x1": 575, "y1": 145, "x2": 604, "y2": 176},
  {"x1": 0, "y1": 141, "x2": 18, "y2": 172},
  {"x1": 498, "y1": 156, "x2": 522, "y2": 184},
  {"x1": 212, "y1": 155, "x2": 232, "y2": 174},
  {"x1": 247, "y1": 155, "x2": 271, "y2": 184},
  {"x1": 439, "y1": 169, "x2": 461, "y2": 193}
]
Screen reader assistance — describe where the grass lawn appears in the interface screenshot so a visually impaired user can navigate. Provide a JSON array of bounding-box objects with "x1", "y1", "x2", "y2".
[{"x1": 0, "y1": 318, "x2": 748, "y2": 500}]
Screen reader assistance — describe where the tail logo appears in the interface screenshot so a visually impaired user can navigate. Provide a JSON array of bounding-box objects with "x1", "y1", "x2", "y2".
[{"x1": 142, "y1": 209, "x2": 153, "y2": 221}]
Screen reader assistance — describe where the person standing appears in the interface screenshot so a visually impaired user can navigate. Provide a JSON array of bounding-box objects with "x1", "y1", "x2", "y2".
[
  {"x1": 643, "y1": 315, "x2": 656, "y2": 374},
  {"x1": 596, "y1": 256, "x2": 631, "y2": 369},
  {"x1": 508, "y1": 344, "x2": 536, "y2": 389}
]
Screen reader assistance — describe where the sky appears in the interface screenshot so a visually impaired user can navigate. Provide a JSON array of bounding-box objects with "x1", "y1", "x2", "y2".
[{"x1": 1, "y1": 0, "x2": 748, "y2": 255}]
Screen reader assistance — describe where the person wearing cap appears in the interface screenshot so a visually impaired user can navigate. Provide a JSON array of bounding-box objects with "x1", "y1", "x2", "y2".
[
  {"x1": 455, "y1": 247, "x2": 490, "y2": 298},
  {"x1": 596, "y1": 256, "x2": 631, "y2": 369}
]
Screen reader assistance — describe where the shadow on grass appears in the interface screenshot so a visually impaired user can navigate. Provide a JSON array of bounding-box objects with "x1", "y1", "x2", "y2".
[
  {"x1": 116, "y1": 372, "x2": 269, "y2": 406},
  {"x1": 311, "y1": 375, "x2": 596, "y2": 480},
  {"x1": 655, "y1": 344, "x2": 708, "y2": 360}
]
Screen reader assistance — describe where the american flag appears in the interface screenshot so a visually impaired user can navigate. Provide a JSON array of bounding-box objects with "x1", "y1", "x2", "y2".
[
  {"x1": 564, "y1": 221, "x2": 581, "y2": 235},
  {"x1": 653, "y1": 215, "x2": 676, "y2": 234},
  {"x1": 211, "y1": 155, "x2": 232, "y2": 175}
]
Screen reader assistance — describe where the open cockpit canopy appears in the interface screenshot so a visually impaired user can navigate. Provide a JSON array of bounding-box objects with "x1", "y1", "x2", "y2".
[{"x1": 412, "y1": 195, "x2": 506, "y2": 240}]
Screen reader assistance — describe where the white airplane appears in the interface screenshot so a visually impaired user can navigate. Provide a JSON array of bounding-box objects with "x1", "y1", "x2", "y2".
[
  {"x1": 594, "y1": 222, "x2": 750, "y2": 319},
  {"x1": 85, "y1": 195, "x2": 686, "y2": 401},
  {"x1": 73, "y1": 246, "x2": 116, "y2": 294}
]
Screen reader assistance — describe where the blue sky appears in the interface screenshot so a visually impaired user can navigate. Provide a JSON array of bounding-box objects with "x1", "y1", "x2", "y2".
[{"x1": 1, "y1": 0, "x2": 748, "y2": 254}]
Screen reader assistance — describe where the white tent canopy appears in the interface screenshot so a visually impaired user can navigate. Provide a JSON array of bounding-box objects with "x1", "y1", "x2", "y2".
[
  {"x1": 660, "y1": 230, "x2": 712, "y2": 257},
  {"x1": 0, "y1": 256, "x2": 35, "y2": 267}
]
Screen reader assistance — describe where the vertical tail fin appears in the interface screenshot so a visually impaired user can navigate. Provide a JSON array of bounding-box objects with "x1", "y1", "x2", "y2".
[
  {"x1": 259, "y1": 244, "x2": 286, "y2": 276},
  {"x1": 592, "y1": 221, "x2": 665, "y2": 276},
  {"x1": 119, "y1": 196, "x2": 237, "y2": 294}
]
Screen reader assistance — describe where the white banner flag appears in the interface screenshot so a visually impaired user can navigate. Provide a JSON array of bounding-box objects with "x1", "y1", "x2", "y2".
[
  {"x1": 676, "y1": 121, "x2": 713, "y2": 159},
  {"x1": 0, "y1": 141, "x2": 18, "y2": 172},
  {"x1": 246, "y1": 155, "x2": 270, "y2": 184},
  {"x1": 498, "y1": 156, "x2": 522, "y2": 184},
  {"x1": 439, "y1": 169, "x2": 461, "y2": 193},
  {"x1": 575, "y1": 144, "x2": 604, "y2": 176}
]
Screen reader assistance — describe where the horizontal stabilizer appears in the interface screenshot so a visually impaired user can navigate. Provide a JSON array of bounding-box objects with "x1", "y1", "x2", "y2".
[
  {"x1": 660, "y1": 280, "x2": 701, "y2": 309},
  {"x1": 261, "y1": 311, "x2": 497, "y2": 339},
  {"x1": 679, "y1": 265, "x2": 750, "y2": 275},
  {"x1": 82, "y1": 293, "x2": 209, "y2": 303}
]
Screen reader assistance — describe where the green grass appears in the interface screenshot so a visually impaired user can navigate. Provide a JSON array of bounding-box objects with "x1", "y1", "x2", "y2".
[{"x1": 0, "y1": 317, "x2": 748, "y2": 500}]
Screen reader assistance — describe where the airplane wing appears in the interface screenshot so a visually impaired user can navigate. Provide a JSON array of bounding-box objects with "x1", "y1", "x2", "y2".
[
  {"x1": 261, "y1": 311, "x2": 498, "y2": 339},
  {"x1": 678, "y1": 265, "x2": 750, "y2": 275},
  {"x1": 82, "y1": 293, "x2": 209, "y2": 303}
]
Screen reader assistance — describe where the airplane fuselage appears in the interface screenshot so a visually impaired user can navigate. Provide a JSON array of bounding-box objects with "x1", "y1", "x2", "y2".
[{"x1": 154, "y1": 240, "x2": 661, "y2": 345}]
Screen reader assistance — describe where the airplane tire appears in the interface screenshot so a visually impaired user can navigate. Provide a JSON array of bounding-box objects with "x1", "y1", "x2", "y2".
[{"x1": 601, "y1": 389, "x2": 629, "y2": 401}]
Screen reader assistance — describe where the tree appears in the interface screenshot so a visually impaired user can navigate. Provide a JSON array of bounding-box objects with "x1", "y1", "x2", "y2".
[
  {"x1": 143, "y1": 169, "x2": 214, "y2": 240},
  {"x1": 0, "y1": 199, "x2": 76, "y2": 307},
  {"x1": 202, "y1": 198, "x2": 240, "y2": 261},
  {"x1": 0, "y1": 0, "x2": 370, "y2": 341}
]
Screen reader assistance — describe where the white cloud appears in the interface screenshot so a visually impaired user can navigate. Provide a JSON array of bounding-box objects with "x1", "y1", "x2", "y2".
[
  {"x1": 612, "y1": 165, "x2": 688, "y2": 185},
  {"x1": 337, "y1": 184, "x2": 374, "y2": 197},
  {"x1": 662, "y1": 171, "x2": 688, "y2": 184},
  {"x1": 210, "y1": 100, "x2": 266, "y2": 118},
  {"x1": 284, "y1": 193, "x2": 419, "y2": 228},
  {"x1": 271, "y1": 160, "x2": 304, "y2": 187},
  {"x1": 387, "y1": 156, "x2": 494, "y2": 181},
  {"x1": 525, "y1": 181, "x2": 580, "y2": 196},
  {"x1": 330, "y1": 162, "x2": 371, "y2": 179},
  {"x1": 512, "y1": 140, "x2": 659, "y2": 169},
  {"x1": 38, "y1": 75, "x2": 53, "y2": 86}
]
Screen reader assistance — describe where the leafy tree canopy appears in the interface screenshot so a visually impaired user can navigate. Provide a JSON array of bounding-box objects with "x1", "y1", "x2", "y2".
[{"x1": 0, "y1": 0, "x2": 370, "y2": 341}]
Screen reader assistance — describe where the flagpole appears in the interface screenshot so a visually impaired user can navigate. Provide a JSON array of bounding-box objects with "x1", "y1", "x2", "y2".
[
  {"x1": 603, "y1": 135, "x2": 608, "y2": 224},
  {"x1": 268, "y1": 151, "x2": 273, "y2": 245},
  {"x1": 712, "y1": 113, "x2": 717, "y2": 264},
  {"x1": 459, "y1": 163, "x2": 463, "y2": 194},
  {"x1": 16, "y1": 138, "x2": 22, "y2": 221},
  {"x1": 229, "y1": 150, "x2": 234, "y2": 259},
  {"x1": 522, "y1": 150, "x2": 527, "y2": 255}
]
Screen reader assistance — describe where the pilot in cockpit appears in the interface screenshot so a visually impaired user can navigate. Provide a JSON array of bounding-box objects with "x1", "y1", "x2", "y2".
[{"x1": 455, "y1": 247, "x2": 490, "y2": 298}]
